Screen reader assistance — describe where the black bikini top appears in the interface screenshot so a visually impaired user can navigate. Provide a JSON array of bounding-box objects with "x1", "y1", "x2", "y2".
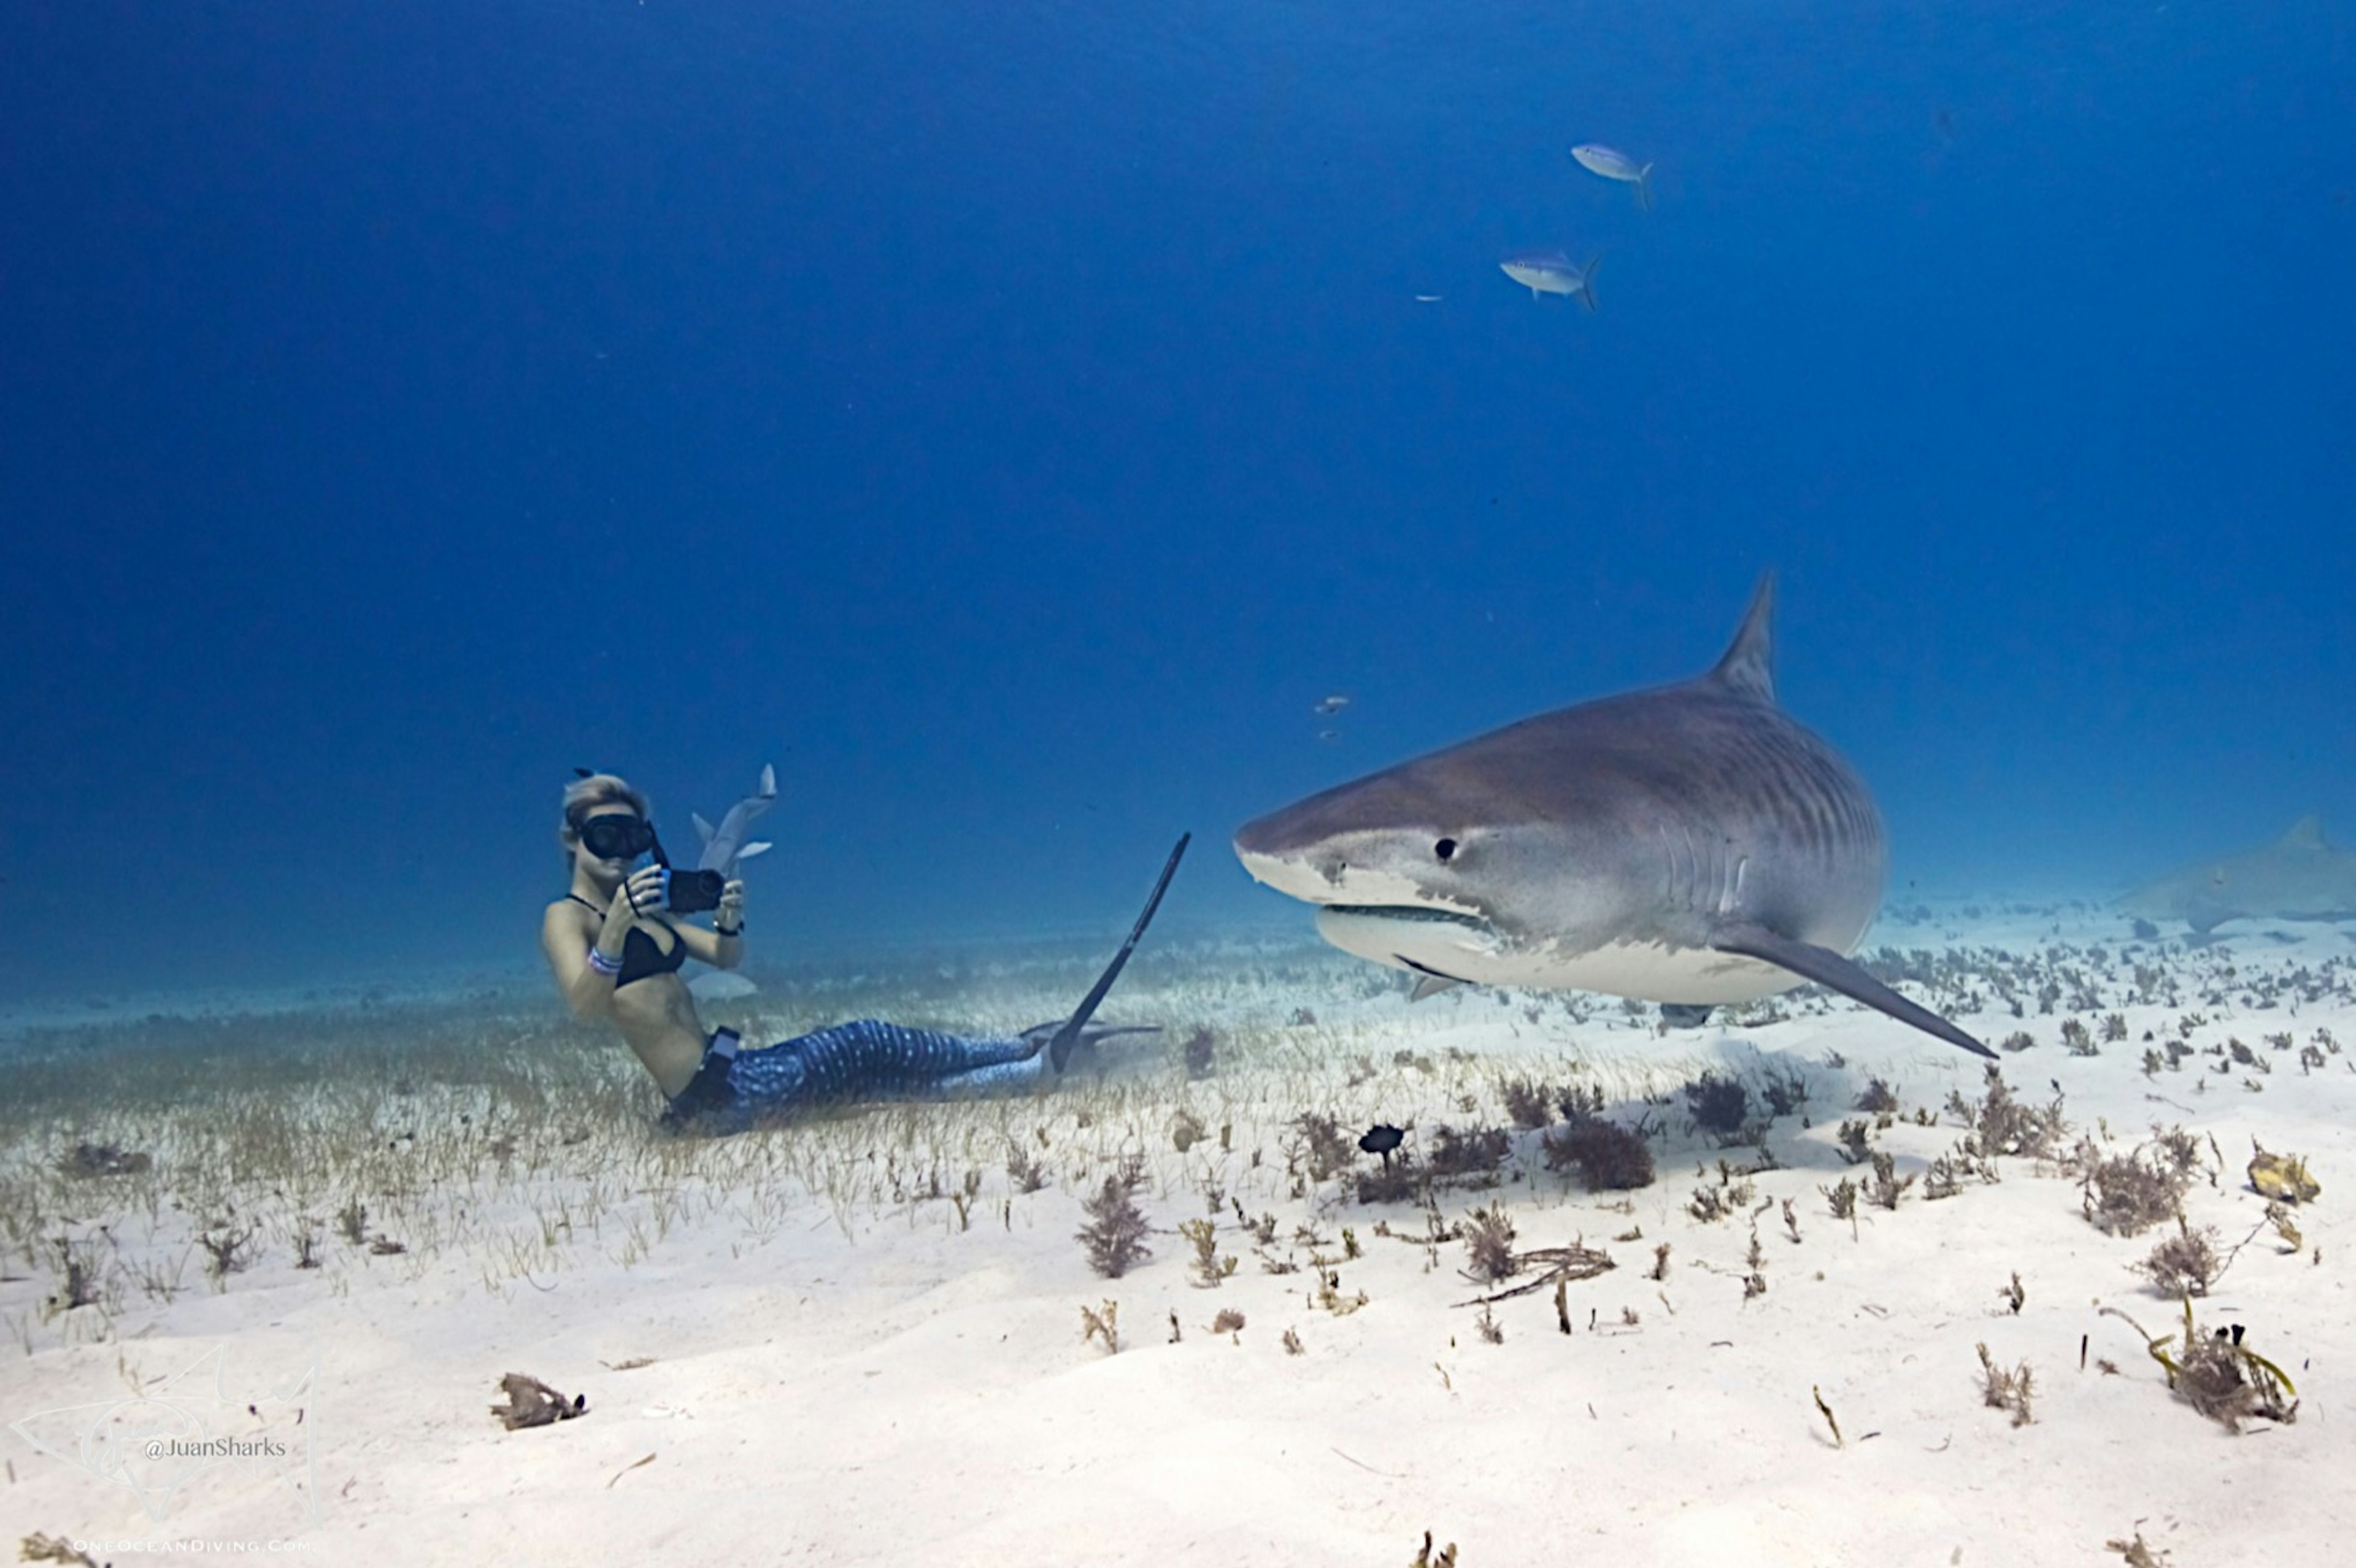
[
  {"x1": 571, "y1": 896, "x2": 688, "y2": 988},
  {"x1": 617, "y1": 923, "x2": 688, "y2": 987}
]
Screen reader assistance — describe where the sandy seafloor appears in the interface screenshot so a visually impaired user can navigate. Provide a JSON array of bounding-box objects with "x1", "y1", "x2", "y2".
[{"x1": 2, "y1": 900, "x2": 2352, "y2": 1566}]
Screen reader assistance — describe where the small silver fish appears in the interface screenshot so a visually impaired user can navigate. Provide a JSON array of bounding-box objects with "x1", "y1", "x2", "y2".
[
  {"x1": 1571, "y1": 144, "x2": 1653, "y2": 210},
  {"x1": 1314, "y1": 693, "x2": 1352, "y2": 716},
  {"x1": 1499, "y1": 250, "x2": 1600, "y2": 310}
]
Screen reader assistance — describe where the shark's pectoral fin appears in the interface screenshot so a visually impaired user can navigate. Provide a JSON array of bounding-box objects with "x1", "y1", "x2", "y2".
[
  {"x1": 738, "y1": 841, "x2": 772, "y2": 862},
  {"x1": 1708, "y1": 921, "x2": 1993, "y2": 1059}
]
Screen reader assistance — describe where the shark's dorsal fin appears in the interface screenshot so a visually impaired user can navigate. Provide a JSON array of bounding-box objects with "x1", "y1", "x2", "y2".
[
  {"x1": 2281, "y1": 814, "x2": 2329, "y2": 850},
  {"x1": 1707, "y1": 572, "x2": 1777, "y2": 704}
]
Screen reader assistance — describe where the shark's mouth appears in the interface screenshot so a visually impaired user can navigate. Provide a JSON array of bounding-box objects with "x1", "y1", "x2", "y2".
[
  {"x1": 1396, "y1": 954, "x2": 1473, "y2": 986},
  {"x1": 1314, "y1": 902, "x2": 1507, "y2": 983},
  {"x1": 1320, "y1": 903, "x2": 1490, "y2": 931}
]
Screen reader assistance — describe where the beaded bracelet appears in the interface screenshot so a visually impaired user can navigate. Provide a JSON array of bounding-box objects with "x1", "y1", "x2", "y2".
[{"x1": 586, "y1": 947, "x2": 623, "y2": 977}]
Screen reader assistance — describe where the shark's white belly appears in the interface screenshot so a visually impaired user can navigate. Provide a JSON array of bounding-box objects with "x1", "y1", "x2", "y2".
[{"x1": 1314, "y1": 909, "x2": 1803, "y2": 1005}]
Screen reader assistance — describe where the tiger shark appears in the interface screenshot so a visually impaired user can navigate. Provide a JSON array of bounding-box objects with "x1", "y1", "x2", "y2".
[
  {"x1": 2117, "y1": 815, "x2": 2356, "y2": 936},
  {"x1": 1233, "y1": 575, "x2": 1992, "y2": 1058},
  {"x1": 692, "y1": 764, "x2": 777, "y2": 878}
]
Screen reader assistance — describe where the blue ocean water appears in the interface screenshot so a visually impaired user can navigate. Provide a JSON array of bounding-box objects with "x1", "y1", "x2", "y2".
[{"x1": 2, "y1": 3, "x2": 2349, "y2": 1002}]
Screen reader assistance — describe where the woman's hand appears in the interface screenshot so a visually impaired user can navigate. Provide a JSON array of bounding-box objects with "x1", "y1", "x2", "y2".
[
  {"x1": 716, "y1": 879, "x2": 746, "y2": 932},
  {"x1": 612, "y1": 866, "x2": 669, "y2": 924}
]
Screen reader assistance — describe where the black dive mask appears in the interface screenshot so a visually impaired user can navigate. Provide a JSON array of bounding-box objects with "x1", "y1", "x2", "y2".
[{"x1": 577, "y1": 814, "x2": 659, "y2": 862}]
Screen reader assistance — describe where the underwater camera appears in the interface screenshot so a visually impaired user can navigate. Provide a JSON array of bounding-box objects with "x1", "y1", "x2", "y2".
[
  {"x1": 662, "y1": 867, "x2": 726, "y2": 915},
  {"x1": 639, "y1": 820, "x2": 725, "y2": 913},
  {"x1": 581, "y1": 812, "x2": 727, "y2": 914}
]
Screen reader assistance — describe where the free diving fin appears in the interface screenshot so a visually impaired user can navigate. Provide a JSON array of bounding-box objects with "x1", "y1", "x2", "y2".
[
  {"x1": 1708, "y1": 920, "x2": 1993, "y2": 1059},
  {"x1": 1049, "y1": 832, "x2": 1191, "y2": 1072}
]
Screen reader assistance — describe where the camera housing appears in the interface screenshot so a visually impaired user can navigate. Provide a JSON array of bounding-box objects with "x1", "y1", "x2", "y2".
[{"x1": 663, "y1": 868, "x2": 726, "y2": 915}]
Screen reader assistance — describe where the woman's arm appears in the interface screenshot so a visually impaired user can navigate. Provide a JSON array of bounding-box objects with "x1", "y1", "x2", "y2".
[
  {"x1": 541, "y1": 869, "x2": 664, "y2": 1018},
  {"x1": 542, "y1": 904, "x2": 620, "y2": 1019},
  {"x1": 671, "y1": 879, "x2": 746, "y2": 970}
]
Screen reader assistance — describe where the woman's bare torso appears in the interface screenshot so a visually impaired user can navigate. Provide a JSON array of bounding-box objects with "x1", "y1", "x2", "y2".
[{"x1": 554, "y1": 902, "x2": 709, "y2": 1096}]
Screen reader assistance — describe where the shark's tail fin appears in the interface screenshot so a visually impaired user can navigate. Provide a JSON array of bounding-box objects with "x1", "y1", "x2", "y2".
[
  {"x1": 1634, "y1": 163, "x2": 1653, "y2": 212},
  {"x1": 1579, "y1": 254, "x2": 1602, "y2": 312},
  {"x1": 1050, "y1": 833, "x2": 1190, "y2": 1072},
  {"x1": 691, "y1": 812, "x2": 718, "y2": 846}
]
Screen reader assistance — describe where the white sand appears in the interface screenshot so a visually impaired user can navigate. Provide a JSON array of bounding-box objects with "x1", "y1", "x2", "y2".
[{"x1": 4, "y1": 906, "x2": 2352, "y2": 1565}]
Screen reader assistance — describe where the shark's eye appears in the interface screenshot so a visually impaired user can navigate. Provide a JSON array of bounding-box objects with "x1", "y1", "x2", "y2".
[{"x1": 1434, "y1": 837, "x2": 1457, "y2": 863}]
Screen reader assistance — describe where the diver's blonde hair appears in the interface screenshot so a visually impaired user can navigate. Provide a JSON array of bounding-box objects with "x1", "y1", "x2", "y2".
[{"x1": 559, "y1": 772, "x2": 652, "y2": 851}]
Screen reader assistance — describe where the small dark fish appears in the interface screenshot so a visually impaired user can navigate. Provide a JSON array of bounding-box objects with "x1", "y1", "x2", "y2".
[
  {"x1": 1315, "y1": 693, "x2": 1352, "y2": 716},
  {"x1": 1317, "y1": 729, "x2": 1342, "y2": 744}
]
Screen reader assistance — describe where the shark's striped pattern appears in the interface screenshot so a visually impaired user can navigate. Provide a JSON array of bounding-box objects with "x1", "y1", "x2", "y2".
[{"x1": 1633, "y1": 687, "x2": 1886, "y2": 926}]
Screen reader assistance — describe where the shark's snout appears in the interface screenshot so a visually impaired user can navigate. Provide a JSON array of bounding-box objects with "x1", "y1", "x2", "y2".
[
  {"x1": 1238, "y1": 806, "x2": 1503, "y2": 985},
  {"x1": 1233, "y1": 807, "x2": 1471, "y2": 917},
  {"x1": 1231, "y1": 815, "x2": 1347, "y2": 902},
  {"x1": 1230, "y1": 806, "x2": 1300, "y2": 865}
]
